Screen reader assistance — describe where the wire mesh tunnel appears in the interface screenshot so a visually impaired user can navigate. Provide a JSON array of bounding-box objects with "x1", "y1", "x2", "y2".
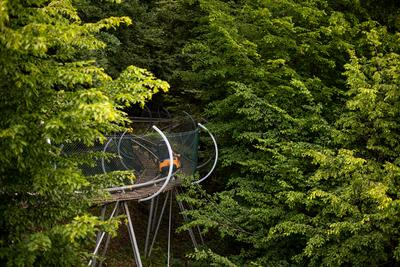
[{"x1": 62, "y1": 114, "x2": 214, "y2": 203}]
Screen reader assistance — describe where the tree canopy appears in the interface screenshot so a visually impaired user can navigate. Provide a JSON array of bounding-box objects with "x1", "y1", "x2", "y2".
[
  {"x1": 174, "y1": 0, "x2": 400, "y2": 266},
  {"x1": 2, "y1": 0, "x2": 400, "y2": 266},
  {"x1": 0, "y1": 0, "x2": 167, "y2": 265}
]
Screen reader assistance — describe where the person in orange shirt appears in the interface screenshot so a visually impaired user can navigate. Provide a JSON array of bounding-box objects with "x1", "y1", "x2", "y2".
[{"x1": 159, "y1": 153, "x2": 181, "y2": 176}]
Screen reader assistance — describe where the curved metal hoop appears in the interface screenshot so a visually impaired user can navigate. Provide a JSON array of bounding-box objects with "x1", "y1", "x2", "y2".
[
  {"x1": 192, "y1": 123, "x2": 218, "y2": 184},
  {"x1": 117, "y1": 130, "x2": 161, "y2": 173},
  {"x1": 196, "y1": 154, "x2": 213, "y2": 170},
  {"x1": 182, "y1": 111, "x2": 197, "y2": 131},
  {"x1": 117, "y1": 130, "x2": 131, "y2": 171},
  {"x1": 101, "y1": 137, "x2": 114, "y2": 174},
  {"x1": 139, "y1": 125, "x2": 174, "y2": 202}
]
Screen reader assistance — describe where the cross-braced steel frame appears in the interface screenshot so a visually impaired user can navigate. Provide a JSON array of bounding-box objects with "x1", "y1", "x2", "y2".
[{"x1": 88, "y1": 123, "x2": 218, "y2": 266}]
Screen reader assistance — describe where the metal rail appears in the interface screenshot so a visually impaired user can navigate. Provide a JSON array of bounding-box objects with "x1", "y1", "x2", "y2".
[
  {"x1": 192, "y1": 123, "x2": 218, "y2": 184},
  {"x1": 101, "y1": 138, "x2": 114, "y2": 174},
  {"x1": 139, "y1": 125, "x2": 174, "y2": 202}
]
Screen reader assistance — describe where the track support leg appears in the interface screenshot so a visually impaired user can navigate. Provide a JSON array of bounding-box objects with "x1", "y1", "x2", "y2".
[
  {"x1": 167, "y1": 190, "x2": 173, "y2": 266},
  {"x1": 175, "y1": 188, "x2": 199, "y2": 249},
  {"x1": 123, "y1": 201, "x2": 143, "y2": 267},
  {"x1": 145, "y1": 197, "x2": 155, "y2": 256},
  {"x1": 148, "y1": 191, "x2": 170, "y2": 257}
]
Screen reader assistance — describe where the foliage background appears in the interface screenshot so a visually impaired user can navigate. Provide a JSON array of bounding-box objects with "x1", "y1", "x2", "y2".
[
  {"x1": 0, "y1": 0, "x2": 168, "y2": 265},
  {"x1": 2, "y1": 0, "x2": 400, "y2": 266}
]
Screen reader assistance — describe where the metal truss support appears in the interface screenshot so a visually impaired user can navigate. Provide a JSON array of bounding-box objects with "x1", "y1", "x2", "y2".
[
  {"x1": 144, "y1": 197, "x2": 155, "y2": 256},
  {"x1": 124, "y1": 201, "x2": 143, "y2": 267},
  {"x1": 88, "y1": 202, "x2": 120, "y2": 266},
  {"x1": 148, "y1": 191, "x2": 170, "y2": 257},
  {"x1": 98, "y1": 204, "x2": 119, "y2": 267},
  {"x1": 175, "y1": 188, "x2": 200, "y2": 249},
  {"x1": 91, "y1": 205, "x2": 108, "y2": 267},
  {"x1": 152, "y1": 195, "x2": 160, "y2": 232},
  {"x1": 88, "y1": 201, "x2": 143, "y2": 267},
  {"x1": 167, "y1": 189, "x2": 173, "y2": 267}
]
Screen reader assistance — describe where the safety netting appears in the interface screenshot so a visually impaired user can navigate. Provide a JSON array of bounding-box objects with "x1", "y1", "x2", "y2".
[{"x1": 62, "y1": 115, "x2": 200, "y2": 186}]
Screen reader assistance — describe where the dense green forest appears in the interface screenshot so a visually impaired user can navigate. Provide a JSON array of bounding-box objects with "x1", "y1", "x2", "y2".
[{"x1": 1, "y1": 0, "x2": 400, "y2": 266}]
